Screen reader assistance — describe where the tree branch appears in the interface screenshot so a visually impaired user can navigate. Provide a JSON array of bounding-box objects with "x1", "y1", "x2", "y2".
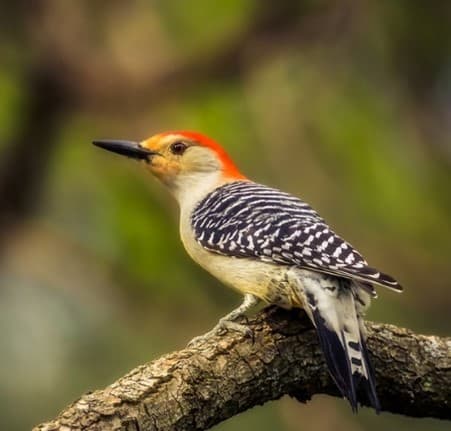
[{"x1": 34, "y1": 307, "x2": 451, "y2": 431}]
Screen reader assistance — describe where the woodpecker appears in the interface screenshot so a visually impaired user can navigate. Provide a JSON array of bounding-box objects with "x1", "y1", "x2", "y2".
[{"x1": 93, "y1": 131, "x2": 402, "y2": 412}]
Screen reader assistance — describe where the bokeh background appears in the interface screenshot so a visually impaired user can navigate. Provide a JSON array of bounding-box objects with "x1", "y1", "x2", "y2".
[{"x1": 1, "y1": 1, "x2": 450, "y2": 430}]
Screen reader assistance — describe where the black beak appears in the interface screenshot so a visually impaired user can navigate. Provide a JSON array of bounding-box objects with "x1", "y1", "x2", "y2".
[{"x1": 92, "y1": 140, "x2": 159, "y2": 161}]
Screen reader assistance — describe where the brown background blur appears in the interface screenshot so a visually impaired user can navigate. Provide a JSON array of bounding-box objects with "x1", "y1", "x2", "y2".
[{"x1": 1, "y1": 1, "x2": 450, "y2": 430}]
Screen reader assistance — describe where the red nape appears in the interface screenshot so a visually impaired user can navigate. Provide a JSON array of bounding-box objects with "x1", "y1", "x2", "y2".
[{"x1": 162, "y1": 130, "x2": 247, "y2": 180}]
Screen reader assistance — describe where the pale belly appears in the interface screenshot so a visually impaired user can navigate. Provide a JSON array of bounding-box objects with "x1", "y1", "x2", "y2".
[{"x1": 180, "y1": 220, "x2": 305, "y2": 309}]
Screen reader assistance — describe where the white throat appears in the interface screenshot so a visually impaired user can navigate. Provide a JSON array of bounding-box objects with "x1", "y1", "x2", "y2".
[{"x1": 172, "y1": 171, "x2": 226, "y2": 215}]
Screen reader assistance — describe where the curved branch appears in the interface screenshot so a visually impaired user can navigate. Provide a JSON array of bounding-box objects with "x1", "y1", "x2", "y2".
[{"x1": 34, "y1": 308, "x2": 451, "y2": 431}]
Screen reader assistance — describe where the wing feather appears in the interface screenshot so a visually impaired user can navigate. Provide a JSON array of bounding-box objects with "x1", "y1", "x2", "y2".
[{"x1": 192, "y1": 181, "x2": 402, "y2": 292}]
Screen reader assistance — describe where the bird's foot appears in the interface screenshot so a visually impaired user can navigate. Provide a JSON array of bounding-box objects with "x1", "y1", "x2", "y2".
[
  {"x1": 187, "y1": 317, "x2": 253, "y2": 348},
  {"x1": 187, "y1": 294, "x2": 258, "y2": 348}
]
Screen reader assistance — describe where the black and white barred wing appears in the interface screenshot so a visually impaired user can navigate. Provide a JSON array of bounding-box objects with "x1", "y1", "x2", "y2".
[{"x1": 192, "y1": 181, "x2": 402, "y2": 292}]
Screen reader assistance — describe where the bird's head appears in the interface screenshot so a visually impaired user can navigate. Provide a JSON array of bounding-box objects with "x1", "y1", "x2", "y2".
[{"x1": 93, "y1": 131, "x2": 246, "y2": 203}]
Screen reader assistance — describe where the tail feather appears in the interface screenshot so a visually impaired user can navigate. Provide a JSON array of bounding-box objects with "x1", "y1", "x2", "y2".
[
  {"x1": 300, "y1": 271, "x2": 380, "y2": 412},
  {"x1": 311, "y1": 307, "x2": 358, "y2": 410}
]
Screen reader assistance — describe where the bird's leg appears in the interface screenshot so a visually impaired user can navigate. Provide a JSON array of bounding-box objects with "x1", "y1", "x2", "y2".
[
  {"x1": 216, "y1": 293, "x2": 259, "y2": 334},
  {"x1": 188, "y1": 294, "x2": 259, "y2": 347}
]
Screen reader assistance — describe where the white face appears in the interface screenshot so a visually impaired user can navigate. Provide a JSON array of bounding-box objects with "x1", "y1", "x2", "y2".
[
  {"x1": 94, "y1": 131, "x2": 246, "y2": 207},
  {"x1": 139, "y1": 134, "x2": 224, "y2": 202}
]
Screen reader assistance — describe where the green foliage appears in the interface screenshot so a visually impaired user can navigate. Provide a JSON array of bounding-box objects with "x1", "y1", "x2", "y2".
[
  {"x1": 156, "y1": 0, "x2": 256, "y2": 53},
  {"x1": 0, "y1": 67, "x2": 24, "y2": 144},
  {"x1": 1, "y1": 2, "x2": 450, "y2": 431}
]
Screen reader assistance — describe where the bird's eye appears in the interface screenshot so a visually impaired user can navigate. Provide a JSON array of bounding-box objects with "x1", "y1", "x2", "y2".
[{"x1": 170, "y1": 141, "x2": 187, "y2": 155}]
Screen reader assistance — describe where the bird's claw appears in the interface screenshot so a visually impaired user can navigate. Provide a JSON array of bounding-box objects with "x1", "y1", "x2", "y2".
[{"x1": 187, "y1": 319, "x2": 253, "y2": 348}]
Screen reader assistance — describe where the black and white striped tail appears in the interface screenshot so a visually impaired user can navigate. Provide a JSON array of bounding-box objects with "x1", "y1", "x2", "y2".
[{"x1": 301, "y1": 273, "x2": 380, "y2": 412}]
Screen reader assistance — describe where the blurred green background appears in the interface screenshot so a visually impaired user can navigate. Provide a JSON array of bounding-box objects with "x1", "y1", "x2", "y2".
[{"x1": 1, "y1": 1, "x2": 450, "y2": 430}]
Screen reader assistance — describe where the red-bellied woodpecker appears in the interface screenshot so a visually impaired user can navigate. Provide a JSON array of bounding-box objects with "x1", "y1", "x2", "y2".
[{"x1": 93, "y1": 131, "x2": 402, "y2": 412}]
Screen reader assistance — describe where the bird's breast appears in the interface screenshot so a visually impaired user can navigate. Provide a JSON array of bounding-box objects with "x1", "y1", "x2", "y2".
[{"x1": 179, "y1": 214, "x2": 302, "y2": 308}]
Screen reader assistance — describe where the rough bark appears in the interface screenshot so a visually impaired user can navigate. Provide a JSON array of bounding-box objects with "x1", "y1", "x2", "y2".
[{"x1": 34, "y1": 307, "x2": 451, "y2": 431}]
